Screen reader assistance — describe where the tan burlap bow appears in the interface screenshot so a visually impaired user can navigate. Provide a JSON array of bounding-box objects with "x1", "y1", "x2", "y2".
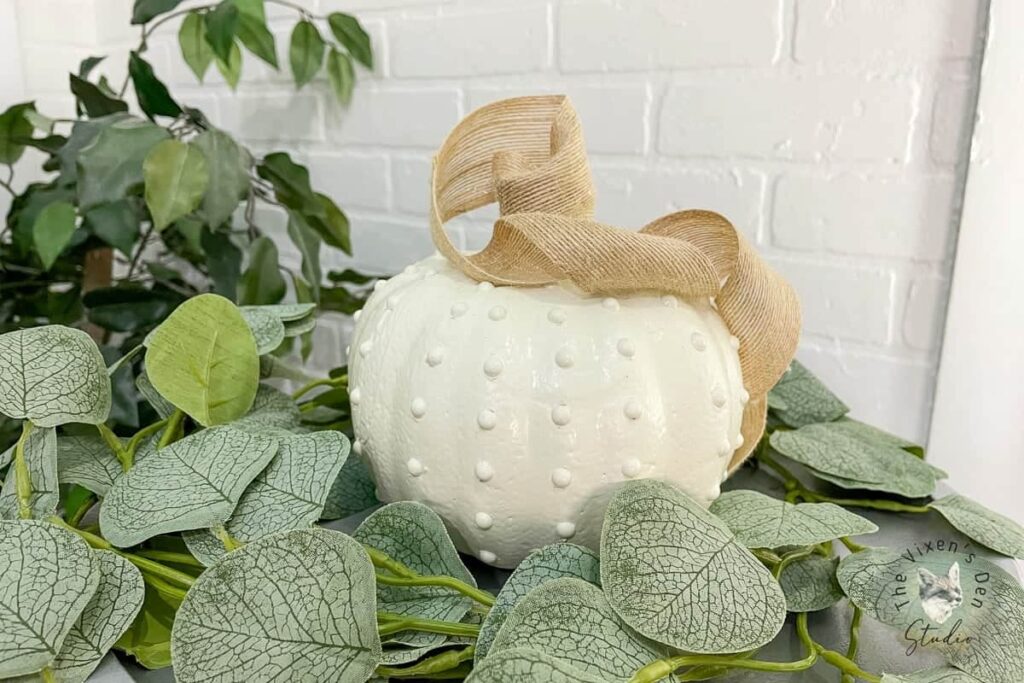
[{"x1": 429, "y1": 95, "x2": 800, "y2": 469}]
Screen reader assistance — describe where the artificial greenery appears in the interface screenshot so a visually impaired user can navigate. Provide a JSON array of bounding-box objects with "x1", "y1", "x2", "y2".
[
  {"x1": 0, "y1": 0, "x2": 378, "y2": 449},
  {"x1": 1, "y1": 300, "x2": 1023, "y2": 683}
]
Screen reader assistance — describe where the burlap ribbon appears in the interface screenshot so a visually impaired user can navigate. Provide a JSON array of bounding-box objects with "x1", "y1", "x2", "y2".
[{"x1": 429, "y1": 95, "x2": 800, "y2": 469}]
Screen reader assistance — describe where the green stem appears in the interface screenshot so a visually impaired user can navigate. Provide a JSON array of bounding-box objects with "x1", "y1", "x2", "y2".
[
  {"x1": 816, "y1": 646, "x2": 880, "y2": 683},
  {"x1": 13, "y1": 421, "x2": 35, "y2": 520},
  {"x1": 40, "y1": 667, "x2": 56, "y2": 683},
  {"x1": 376, "y1": 613, "x2": 481, "y2": 638},
  {"x1": 799, "y1": 489, "x2": 931, "y2": 514},
  {"x1": 376, "y1": 645, "x2": 475, "y2": 679},
  {"x1": 125, "y1": 418, "x2": 169, "y2": 460},
  {"x1": 841, "y1": 606, "x2": 864, "y2": 683},
  {"x1": 158, "y1": 409, "x2": 186, "y2": 450},
  {"x1": 773, "y1": 545, "x2": 818, "y2": 579},
  {"x1": 135, "y1": 549, "x2": 205, "y2": 568},
  {"x1": 141, "y1": 572, "x2": 189, "y2": 605},
  {"x1": 96, "y1": 423, "x2": 132, "y2": 471},
  {"x1": 67, "y1": 493, "x2": 97, "y2": 528},
  {"x1": 374, "y1": 573, "x2": 496, "y2": 608},
  {"x1": 840, "y1": 536, "x2": 869, "y2": 553},
  {"x1": 213, "y1": 524, "x2": 243, "y2": 552},
  {"x1": 292, "y1": 374, "x2": 347, "y2": 400}
]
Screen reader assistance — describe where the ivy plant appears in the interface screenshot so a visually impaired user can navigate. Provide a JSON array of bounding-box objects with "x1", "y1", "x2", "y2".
[
  {"x1": 1, "y1": 303, "x2": 1023, "y2": 682},
  {"x1": 0, "y1": 0, "x2": 379, "y2": 449}
]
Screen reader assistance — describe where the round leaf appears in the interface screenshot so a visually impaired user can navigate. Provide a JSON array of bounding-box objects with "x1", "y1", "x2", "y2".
[
  {"x1": 144, "y1": 293, "x2": 259, "y2": 426},
  {"x1": 239, "y1": 306, "x2": 286, "y2": 355},
  {"x1": 778, "y1": 554, "x2": 843, "y2": 612},
  {"x1": 321, "y1": 454, "x2": 379, "y2": 520},
  {"x1": 882, "y1": 668, "x2": 986, "y2": 682},
  {"x1": 468, "y1": 647, "x2": 607, "y2": 683},
  {"x1": 0, "y1": 325, "x2": 111, "y2": 427},
  {"x1": 57, "y1": 432, "x2": 123, "y2": 497},
  {"x1": 601, "y1": 479, "x2": 787, "y2": 654},
  {"x1": 143, "y1": 139, "x2": 209, "y2": 231},
  {"x1": 930, "y1": 494, "x2": 1024, "y2": 559},
  {"x1": 767, "y1": 360, "x2": 848, "y2": 427},
  {"x1": 171, "y1": 527, "x2": 382, "y2": 682}
]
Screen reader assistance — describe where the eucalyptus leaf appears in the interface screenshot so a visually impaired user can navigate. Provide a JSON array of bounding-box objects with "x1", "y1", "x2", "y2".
[
  {"x1": 770, "y1": 423, "x2": 938, "y2": 498},
  {"x1": 32, "y1": 200, "x2": 77, "y2": 270},
  {"x1": 467, "y1": 647, "x2": 606, "y2": 683},
  {"x1": 321, "y1": 454, "x2": 379, "y2": 520},
  {"x1": 601, "y1": 478, "x2": 787, "y2": 654},
  {"x1": 239, "y1": 306, "x2": 286, "y2": 355},
  {"x1": 327, "y1": 12, "x2": 373, "y2": 69},
  {"x1": 710, "y1": 489, "x2": 878, "y2": 548},
  {"x1": 57, "y1": 432, "x2": 123, "y2": 497},
  {"x1": 778, "y1": 554, "x2": 843, "y2": 612},
  {"x1": 830, "y1": 417, "x2": 927, "y2": 459},
  {"x1": 289, "y1": 20, "x2": 325, "y2": 88},
  {"x1": 144, "y1": 293, "x2": 259, "y2": 426},
  {"x1": 135, "y1": 370, "x2": 174, "y2": 419},
  {"x1": 77, "y1": 117, "x2": 169, "y2": 211},
  {"x1": 283, "y1": 313, "x2": 316, "y2": 337},
  {"x1": 257, "y1": 302, "x2": 317, "y2": 321},
  {"x1": 0, "y1": 520, "x2": 99, "y2": 678},
  {"x1": 354, "y1": 502, "x2": 476, "y2": 640},
  {"x1": 0, "y1": 426, "x2": 58, "y2": 519},
  {"x1": 477, "y1": 543, "x2": 600, "y2": 663},
  {"x1": 178, "y1": 12, "x2": 213, "y2": 81},
  {"x1": 767, "y1": 360, "x2": 848, "y2": 427},
  {"x1": 192, "y1": 128, "x2": 251, "y2": 227},
  {"x1": 184, "y1": 431, "x2": 349, "y2": 565},
  {"x1": 43, "y1": 551, "x2": 145, "y2": 683},
  {"x1": 489, "y1": 578, "x2": 672, "y2": 681},
  {"x1": 229, "y1": 384, "x2": 303, "y2": 434},
  {"x1": 837, "y1": 549, "x2": 1024, "y2": 683},
  {"x1": 0, "y1": 325, "x2": 111, "y2": 427},
  {"x1": 930, "y1": 495, "x2": 1024, "y2": 559},
  {"x1": 143, "y1": 139, "x2": 209, "y2": 231},
  {"x1": 171, "y1": 527, "x2": 382, "y2": 682},
  {"x1": 99, "y1": 427, "x2": 278, "y2": 547}
]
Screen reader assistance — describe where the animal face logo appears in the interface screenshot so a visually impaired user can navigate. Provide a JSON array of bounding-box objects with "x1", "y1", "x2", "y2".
[{"x1": 917, "y1": 562, "x2": 963, "y2": 624}]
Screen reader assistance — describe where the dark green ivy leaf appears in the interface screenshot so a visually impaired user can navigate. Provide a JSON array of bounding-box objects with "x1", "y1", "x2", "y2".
[
  {"x1": 286, "y1": 210, "x2": 321, "y2": 300},
  {"x1": 327, "y1": 12, "x2": 373, "y2": 69},
  {"x1": 132, "y1": 0, "x2": 186, "y2": 24},
  {"x1": 204, "y1": 1, "x2": 240, "y2": 63},
  {"x1": 238, "y1": 236, "x2": 286, "y2": 305},
  {"x1": 311, "y1": 192, "x2": 351, "y2": 254},
  {"x1": 201, "y1": 228, "x2": 242, "y2": 301},
  {"x1": 32, "y1": 200, "x2": 77, "y2": 270},
  {"x1": 78, "y1": 55, "x2": 106, "y2": 78},
  {"x1": 84, "y1": 199, "x2": 141, "y2": 257},
  {"x1": 129, "y1": 52, "x2": 182, "y2": 120},
  {"x1": 289, "y1": 20, "x2": 325, "y2": 89},
  {"x1": 69, "y1": 75, "x2": 129, "y2": 118},
  {"x1": 178, "y1": 12, "x2": 214, "y2": 82},
  {"x1": 84, "y1": 285, "x2": 181, "y2": 333},
  {"x1": 256, "y1": 152, "x2": 317, "y2": 210}
]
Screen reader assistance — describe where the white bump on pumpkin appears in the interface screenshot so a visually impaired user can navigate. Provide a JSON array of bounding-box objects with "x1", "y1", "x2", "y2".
[
  {"x1": 740, "y1": 388, "x2": 750, "y2": 404},
  {"x1": 478, "y1": 281, "x2": 495, "y2": 292},
  {"x1": 721, "y1": 469, "x2": 730, "y2": 483},
  {"x1": 407, "y1": 458, "x2": 425, "y2": 476},
  {"x1": 547, "y1": 307, "x2": 567, "y2": 324},
  {"x1": 602, "y1": 297, "x2": 619, "y2": 310},
  {"x1": 551, "y1": 404, "x2": 571, "y2": 426},
  {"x1": 555, "y1": 348, "x2": 574, "y2": 368},
  {"x1": 475, "y1": 512, "x2": 493, "y2": 530},
  {"x1": 551, "y1": 468, "x2": 572, "y2": 488},
  {"x1": 661, "y1": 295, "x2": 678, "y2": 308},
  {"x1": 488, "y1": 305, "x2": 507, "y2": 321},
  {"x1": 556, "y1": 521, "x2": 576, "y2": 539},
  {"x1": 718, "y1": 440, "x2": 733, "y2": 458},
  {"x1": 483, "y1": 356, "x2": 504, "y2": 378},
  {"x1": 374, "y1": 279, "x2": 386, "y2": 291},
  {"x1": 735, "y1": 433, "x2": 745, "y2": 448},
  {"x1": 451, "y1": 302, "x2": 468, "y2": 318},
  {"x1": 353, "y1": 439, "x2": 363, "y2": 455},
  {"x1": 729, "y1": 335, "x2": 741, "y2": 349},
  {"x1": 623, "y1": 400, "x2": 643, "y2": 420},
  {"x1": 711, "y1": 385, "x2": 727, "y2": 408},
  {"x1": 353, "y1": 310, "x2": 362, "y2": 321},
  {"x1": 479, "y1": 550, "x2": 497, "y2": 564},
  {"x1": 426, "y1": 347, "x2": 445, "y2": 366},
  {"x1": 349, "y1": 387, "x2": 362, "y2": 405},
  {"x1": 345, "y1": 345, "x2": 351, "y2": 357},
  {"x1": 691, "y1": 331, "x2": 707, "y2": 351},
  {"x1": 359, "y1": 340, "x2": 373, "y2": 357},
  {"x1": 621, "y1": 458, "x2": 642, "y2": 478},
  {"x1": 477, "y1": 409, "x2": 497, "y2": 430},
  {"x1": 616, "y1": 338, "x2": 636, "y2": 358},
  {"x1": 475, "y1": 460, "x2": 494, "y2": 482},
  {"x1": 386, "y1": 295, "x2": 399, "y2": 310},
  {"x1": 410, "y1": 397, "x2": 427, "y2": 418}
]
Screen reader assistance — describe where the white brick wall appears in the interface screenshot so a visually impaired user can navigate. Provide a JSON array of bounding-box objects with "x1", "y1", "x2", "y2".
[{"x1": 7, "y1": 0, "x2": 987, "y2": 445}]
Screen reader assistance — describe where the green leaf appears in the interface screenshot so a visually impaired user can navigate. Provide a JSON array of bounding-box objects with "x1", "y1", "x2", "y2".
[
  {"x1": 99, "y1": 427, "x2": 278, "y2": 547},
  {"x1": 710, "y1": 489, "x2": 878, "y2": 548},
  {"x1": 144, "y1": 293, "x2": 259, "y2": 426},
  {"x1": 327, "y1": 12, "x2": 373, "y2": 69},
  {"x1": 239, "y1": 306, "x2": 286, "y2": 355},
  {"x1": 229, "y1": 384, "x2": 303, "y2": 435},
  {"x1": 0, "y1": 426, "x2": 57, "y2": 520},
  {"x1": 77, "y1": 117, "x2": 170, "y2": 211},
  {"x1": 930, "y1": 494, "x2": 1024, "y2": 559},
  {"x1": 57, "y1": 113, "x2": 130, "y2": 183},
  {"x1": 58, "y1": 432, "x2": 123, "y2": 497},
  {"x1": 0, "y1": 326, "x2": 111, "y2": 427},
  {"x1": 132, "y1": 0, "x2": 185, "y2": 24},
  {"x1": 488, "y1": 578, "x2": 670, "y2": 680},
  {"x1": 69, "y1": 75, "x2": 129, "y2": 118},
  {"x1": 238, "y1": 236, "x2": 287, "y2": 305},
  {"x1": 321, "y1": 455, "x2": 379, "y2": 520},
  {"x1": 0, "y1": 520, "x2": 99, "y2": 677},
  {"x1": 84, "y1": 285, "x2": 179, "y2": 333},
  {"x1": 354, "y1": 502, "x2": 476, "y2": 642},
  {"x1": 881, "y1": 669, "x2": 985, "y2": 682},
  {"x1": 45, "y1": 551, "x2": 145, "y2": 682},
  {"x1": 777, "y1": 554, "x2": 843, "y2": 612},
  {"x1": 312, "y1": 192, "x2": 352, "y2": 253},
  {"x1": 204, "y1": 1, "x2": 239, "y2": 63},
  {"x1": 192, "y1": 128, "x2": 252, "y2": 227},
  {"x1": 468, "y1": 647, "x2": 605, "y2": 683},
  {"x1": 830, "y1": 417, "x2": 927, "y2": 459},
  {"x1": 601, "y1": 478, "x2": 787, "y2": 654},
  {"x1": 178, "y1": 12, "x2": 214, "y2": 81},
  {"x1": 767, "y1": 360, "x2": 848, "y2": 428},
  {"x1": 256, "y1": 152, "x2": 317, "y2": 208},
  {"x1": 214, "y1": 41, "x2": 243, "y2": 89},
  {"x1": 83, "y1": 199, "x2": 140, "y2": 256},
  {"x1": 0, "y1": 102, "x2": 35, "y2": 164},
  {"x1": 200, "y1": 227, "x2": 242, "y2": 300},
  {"x1": 477, "y1": 544, "x2": 600, "y2": 662},
  {"x1": 838, "y1": 549, "x2": 1024, "y2": 683},
  {"x1": 24, "y1": 108, "x2": 55, "y2": 133},
  {"x1": 32, "y1": 200, "x2": 77, "y2": 270},
  {"x1": 129, "y1": 51, "x2": 182, "y2": 120},
  {"x1": 286, "y1": 210, "x2": 321, "y2": 299},
  {"x1": 236, "y1": 11, "x2": 277, "y2": 68},
  {"x1": 326, "y1": 48, "x2": 354, "y2": 105},
  {"x1": 184, "y1": 431, "x2": 350, "y2": 565},
  {"x1": 770, "y1": 422, "x2": 938, "y2": 498},
  {"x1": 289, "y1": 20, "x2": 325, "y2": 89},
  {"x1": 171, "y1": 527, "x2": 382, "y2": 681},
  {"x1": 143, "y1": 139, "x2": 210, "y2": 231},
  {"x1": 230, "y1": 0, "x2": 264, "y2": 20},
  {"x1": 113, "y1": 585, "x2": 175, "y2": 670},
  {"x1": 135, "y1": 370, "x2": 175, "y2": 419}
]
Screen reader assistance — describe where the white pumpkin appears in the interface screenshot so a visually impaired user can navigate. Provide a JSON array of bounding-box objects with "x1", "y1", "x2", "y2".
[{"x1": 348, "y1": 253, "x2": 748, "y2": 568}]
